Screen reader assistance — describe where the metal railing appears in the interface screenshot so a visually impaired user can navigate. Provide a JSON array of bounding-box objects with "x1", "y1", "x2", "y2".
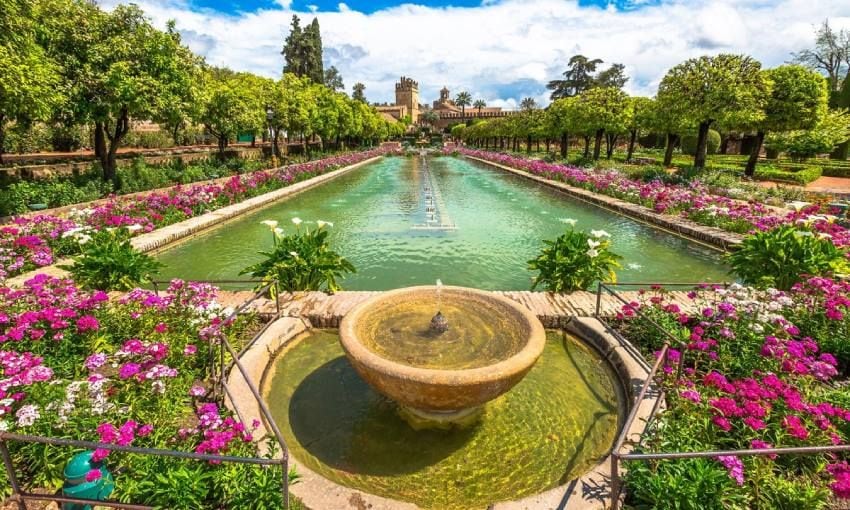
[
  {"x1": 0, "y1": 279, "x2": 291, "y2": 509},
  {"x1": 595, "y1": 282, "x2": 850, "y2": 510}
]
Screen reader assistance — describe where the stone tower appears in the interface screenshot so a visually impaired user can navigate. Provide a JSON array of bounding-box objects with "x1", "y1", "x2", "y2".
[{"x1": 395, "y1": 76, "x2": 420, "y2": 123}]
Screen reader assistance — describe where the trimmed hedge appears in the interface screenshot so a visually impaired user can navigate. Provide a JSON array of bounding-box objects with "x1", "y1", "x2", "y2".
[{"x1": 754, "y1": 165, "x2": 823, "y2": 185}]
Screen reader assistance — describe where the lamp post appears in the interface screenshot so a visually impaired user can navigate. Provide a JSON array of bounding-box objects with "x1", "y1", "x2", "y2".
[{"x1": 266, "y1": 105, "x2": 278, "y2": 167}]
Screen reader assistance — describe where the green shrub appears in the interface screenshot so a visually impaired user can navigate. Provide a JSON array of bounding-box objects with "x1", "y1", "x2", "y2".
[
  {"x1": 680, "y1": 129, "x2": 721, "y2": 156},
  {"x1": 727, "y1": 225, "x2": 849, "y2": 290},
  {"x1": 241, "y1": 219, "x2": 355, "y2": 293},
  {"x1": 60, "y1": 228, "x2": 163, "y2": 291},
  {"x1": 123, "y1": 130, "x2": 173, "y2": 149},
  {"x1": 0, "y1": 178, "x2": 109, "y2": 216},
  {"x1": 528, "y1": 226, "x2": 621, "y2": 292},
  {"x1": 754, "y1": 164, "x2": 823, "y2": 185}
]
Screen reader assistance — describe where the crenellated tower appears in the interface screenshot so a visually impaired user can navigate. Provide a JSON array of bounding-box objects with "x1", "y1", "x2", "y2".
[{"x1": 395, "y1": 76, "x2": 420, "y2": 123}]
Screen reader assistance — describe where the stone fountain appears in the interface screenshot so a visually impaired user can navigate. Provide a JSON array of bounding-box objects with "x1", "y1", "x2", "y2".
[{"x1": 339, "y1": 285, "x2": 546, "y2": 426}]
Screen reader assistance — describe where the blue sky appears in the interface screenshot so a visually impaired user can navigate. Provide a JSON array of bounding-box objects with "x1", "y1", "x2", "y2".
[
  {"x1": 190, "y1": 0, "x2": 662, "y2": 15},
  {"x1": 105, "y1": 0, "x2": 849, "y2": 108}
]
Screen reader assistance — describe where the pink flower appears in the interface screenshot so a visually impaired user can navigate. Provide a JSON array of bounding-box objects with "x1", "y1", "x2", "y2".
[
  {"x1": 183, "y1": 344, "x2": 197, "y2": 356},
  {"x1": 118, "y1": 363, "x2": 141, "y2": 380},
  {"x1": 75, "y1": 315, "x2": 99, "y2": 333},
  {"x1": 84, "y1": 353, "x2": 107, "y2": 371},
  {"x1": 85, "y1": 469, "x2": 102, "y2": 482},
  {"x1": 717, "y1": 455, "x2": 745, "y2": 486}
]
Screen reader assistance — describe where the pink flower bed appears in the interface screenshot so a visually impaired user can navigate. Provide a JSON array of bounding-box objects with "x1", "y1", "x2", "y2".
[
  {"x1": 455, "y1": 148, "x2": 850, "y2": 248},
  {"x1": 0, "y1": 149, "x2": 393, "y2": 280},
  {"x1": 617, "y1": 278, "x2": 850, "y2": 505}
]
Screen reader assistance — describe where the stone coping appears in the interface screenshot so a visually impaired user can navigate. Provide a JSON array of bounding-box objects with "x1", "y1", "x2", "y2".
[
  {"x1": 465, "y1": 155, "x2": 744, "y2": 251},
  {"x1": 4, "y1": 156, "x2": 382, "y2": 287},
  {"x1": 225, "y1": 307, "x2": 657, "y2": 509}
]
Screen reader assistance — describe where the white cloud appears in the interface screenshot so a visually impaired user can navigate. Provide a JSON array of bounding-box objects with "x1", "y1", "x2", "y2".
[{"x1": 99, "y1": 0, "x2": 850, "y2": 108}]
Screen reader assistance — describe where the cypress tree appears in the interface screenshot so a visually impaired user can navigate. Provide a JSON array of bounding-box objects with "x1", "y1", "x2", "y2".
[
  {"x1": 282, "y1": 15, "x2": 303, "y2": 76},
  {"x1": 304, "y1": 18, "x2": 324, "y2": 84}
]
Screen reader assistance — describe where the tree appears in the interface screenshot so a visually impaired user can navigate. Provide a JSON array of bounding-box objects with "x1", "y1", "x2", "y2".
[
  {"x1": 572, "y1": 87, "x2": 630, "y2": 160},
  {"x1": 352, "y1": 82, "x2": 367, "y2": 103},
  {"x1": 303, "y1": 18, "x2": 324, "y2": 84},
  {"x1": 657, "y1": 54, "x2": 769, "y2": 169},
  {"x1": 520, "y1": 97, "x2": 537, "y2": 111},
  {"x1": 455, "y1": 91, "x2": 472, "y2": 123},
  {"x1": 546, "y1": 55, "x2": 628, "y2": 100},
  {"x1": 0, "y1": 0, "x2": 62, "y2": 163},
  {"x1": 646, "y1": 97, "x2": 691, "y2": 167},
  {"x1": 545, "y1": 97, "x2": 577, "y2": 159},
  {"x1": 324, "y1": 66, "x2": 344, "y2": 92},
  {"x1": 155, "y1": 20, "x2": 203, "y2": 146},
  {"x1": 831, "y1": 69, "x2": 850, "y2": 160},
  {"x1": 626, "y1": 97, "x2": 655, "y2": 162},
  {"x1": 473, "y1": 99, "x2": 486, "y2": 115},
  {"x1": 282, "y1": 16, "x2": 305, "y2": 77},
  {"x1": 421, "y1": 109, "x2": 439, "y2": 130},
  {"x1": 196, "y1": 69, "x2": 265, "y2": 157},
  {"x1": 54, "y1": 4, "x2": 197, "y2": 181},
  {"x1": 744, "y1": 65, "x2": 828, "y2": 176},
  {"x1": 792, "y1": 20, "x2": 850, "y2": 94},
  {"x1": 765, "y1": 109, "x2": 850, "y2": 161}
]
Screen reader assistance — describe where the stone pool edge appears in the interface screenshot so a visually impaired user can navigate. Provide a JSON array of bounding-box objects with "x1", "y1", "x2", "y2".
[
  {"x1": 225, "y1": 309, "x2": 656, "y2": 510},
  {"x1": 464, "y1": 155, "x2": 743, "y2": 251},
  {"x1": 5, "y1": 156, "x2": 382, "y2": 287}
]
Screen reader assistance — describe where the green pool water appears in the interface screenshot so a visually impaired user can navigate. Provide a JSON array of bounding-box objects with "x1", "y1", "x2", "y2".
[
  {"x1": 264, "y1": 330, "x2": 621, "y2": 509},
  {"x1": 156, "y1": 156, "x2": 730, "y2": 289}
]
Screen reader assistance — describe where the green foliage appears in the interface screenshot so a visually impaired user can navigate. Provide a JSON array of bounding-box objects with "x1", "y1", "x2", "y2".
[
  {"x1": 282, "y1": 15, "x2": 324, "y2": 84},
  {"x1": 61, "y1": 228, "x2": 163, "y2": 291},
  {"x1": 241, "y1": 219, "x2": 355, "y2": 293},
  {"x1": 727, "y1": 225, "x2": 849, "y2": 290},
  {"x1": 625, "y1": 457, "x2": 751, "y2": 510},
  {"x1": 681, "y1": 129, "x2": 721, "y2": 155},
  {"x1": 753, "y1": 164, "x2": 823, "y2": 185},
  {"x1": 528, "y1": 227, "x2": 621, "y2": 292},
  {"x1": 765, "y1": 109, "x2": 850, "y2": 160},
  {"x1": 760, "y1": 65, "x2": 828, "y2": 133},
  {"x1": 0, "y1": 176, "x2": 109, "y2": 216}
]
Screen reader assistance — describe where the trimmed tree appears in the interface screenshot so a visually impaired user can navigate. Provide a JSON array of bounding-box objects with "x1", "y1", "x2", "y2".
[
  {"x1": 657, "y1": 54, "x2": 769, "y2": 169},
  {"x1": 744, "y1": 65, "x2": 828, "y2": 176},
  {"x1": 572, "y1": 87, "x2": 630, "y2": 160},
  {"x1": 626, "y1": 97, "x2": 655, "y2": 161}
]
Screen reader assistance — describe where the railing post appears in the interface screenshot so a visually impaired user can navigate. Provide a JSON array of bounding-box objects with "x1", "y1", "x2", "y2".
[
  {"x1": 274, "y1": 281, "x2": 280, "y2": 317},
  {"x1": 0, "y1": 438, "x2": 27, "y2": 510},
  {"x1": 595, "y1": 282, "x2": 603, "y2": 318},
  {"x1": 610, "y1": 453, "x2": 620, "y2": 510},
  {"x1": 282, "y1": 455, "x2": 290, "y2": 509}
]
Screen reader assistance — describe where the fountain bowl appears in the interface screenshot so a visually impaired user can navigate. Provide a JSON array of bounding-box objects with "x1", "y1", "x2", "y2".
[{"x1": 339, "y1": 285, "x2": 546, "y2": 422}]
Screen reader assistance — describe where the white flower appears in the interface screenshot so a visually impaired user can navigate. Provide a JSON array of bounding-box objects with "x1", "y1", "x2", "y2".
[
  {"x1": 289, "y1": 251, "x2": 299, "y2": 258},
  {"x1": 273, "y1": 227, "x2": 284, "y2": 236},
  {"x1": 590, "y1": 229, "x2": 610, "y2": 238},
  {"x1": 291, "y1": 217, "x2": 303, "y2": 226},
  {"x1": 587, "y1": 239, "x2": 601, "y2": 249},
  {"x1": 317, "y1": 220, "x2": 334, "y2": 229},
  {"x1": 559, "y1": 218, "x2": 577, "y2": 226},
  {"x1": 260, "y1": 220, "x2": 278, "y2": 230},
  {"x1": 788, "y1": 200, "x2": 811, "y2": 211},
  {"x1": 15, "y1": 404, "x2": 39, "y2": 427},
  {"x1": 77, "y1": 234, "x2": 92, "y2": 245},
  {"x1": 586, "y1": 248, "x2": 599, "y2": 258}
]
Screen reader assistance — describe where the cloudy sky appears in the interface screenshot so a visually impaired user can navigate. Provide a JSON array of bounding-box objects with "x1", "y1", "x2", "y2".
[{"x1": 99, "y1": 0, "x2": 850, "y2": 109}]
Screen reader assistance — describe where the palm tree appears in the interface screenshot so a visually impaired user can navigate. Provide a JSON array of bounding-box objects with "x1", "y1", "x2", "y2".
[
  {"x1": 455, "y1": 91, "x2": 472, "y2": 123},
  {"x1": 473, "y1": 99, "x2": 487, "y2": 116},
  {"x1": 520, "y1": 97, "x2": 537, "y2": 111},
  {"x1": 422, "y1": 110, "x2": 439, "y2": 130}
]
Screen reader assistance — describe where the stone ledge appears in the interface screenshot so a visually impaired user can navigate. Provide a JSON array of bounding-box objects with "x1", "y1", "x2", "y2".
[{"x1": 465, "y1": 155, "x2": 743, "y2": 251}]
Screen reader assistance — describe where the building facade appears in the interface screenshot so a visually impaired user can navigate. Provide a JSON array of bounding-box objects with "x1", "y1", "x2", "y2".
[{"x1": 375, "y1": 77, "x2": 515, "y2": 131}]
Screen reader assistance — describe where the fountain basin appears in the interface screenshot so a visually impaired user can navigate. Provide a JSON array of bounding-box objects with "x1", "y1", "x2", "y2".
[{"x1": 339, "y1": 285, "x2": 546, "y2": 418}]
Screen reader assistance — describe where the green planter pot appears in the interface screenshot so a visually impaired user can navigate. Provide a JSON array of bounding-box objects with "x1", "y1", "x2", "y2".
[{"x1": 27, "y1": 203, "x2": 48, "y2": 211}]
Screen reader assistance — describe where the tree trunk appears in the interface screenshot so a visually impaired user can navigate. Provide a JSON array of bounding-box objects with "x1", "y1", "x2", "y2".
[
  {"x1": 605, "y1": 133, "x2": 617, "y2": 159},
  {"x1": 744, "y1": 130, "x2": 766, "y2": 177},
  {"x1": 101, "y1": 109, "x2": 130, "y2": 182},
  {"x1": 536, "y1": 139, "x2": 540, "y2": 152},
  {"x1": 832, "y1": 141, "x2": 850, "y2": 161},
  {"x1": 583, "y1": 135, "x2": 590, "y2": 158},
  {"x1": 545, "y1": 138, "x2": 550, "y2": 153},
  {"x1": 719, "y1": 134, "x2": 729, "y2": 155},
  {"x1": 560, "y1": 132, "x2": 568, "y2": 159},
  {"x1": 0, "y1": 114, "x2": 6, "y2": 165},
  {"x1": 626, "y1": 129, "x2": 637, "y2": 162},
  {"x1": 94, "y1": 122, "x2": 106, "y2": 160},
  {"x1": 592, "y1": 128, "x2": 603, "y2": 160},
  {"x1": 526, "y1": 135, "x2": 532, "y2": 154},
  {"x1": 663, "y1": 133, "x2": 677, "y2": 167},
  {"x1": 694, "y1": 121, "x2": 711, "y2": 169},
  {"x1": 172, "y1": 124, "x2": 182, "y2": 146}
]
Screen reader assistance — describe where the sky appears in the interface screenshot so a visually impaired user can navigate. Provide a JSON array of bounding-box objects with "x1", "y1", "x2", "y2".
[{"x1": 98, "y1": 0, "x2": 850, "y2": 109}]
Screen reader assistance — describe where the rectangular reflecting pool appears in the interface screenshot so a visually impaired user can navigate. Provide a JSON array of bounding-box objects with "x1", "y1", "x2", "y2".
[{"x1": 155, "y1": 156, "x2": 730, "y2": 290}]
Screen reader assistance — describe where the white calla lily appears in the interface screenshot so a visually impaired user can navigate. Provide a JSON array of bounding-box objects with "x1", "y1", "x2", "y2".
[
  {"x1": 587, "y1": 239, "x2": 601, "y2": 249},
  {"x1": 261, "y1": 220, "x2": 278, "y2": 230},
  {"x1": 590, "y1": 229, "x2": 610, "y2": 238},
  {"x1": 291, "y1": 217, "x2": 303, "y2": 226}
]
